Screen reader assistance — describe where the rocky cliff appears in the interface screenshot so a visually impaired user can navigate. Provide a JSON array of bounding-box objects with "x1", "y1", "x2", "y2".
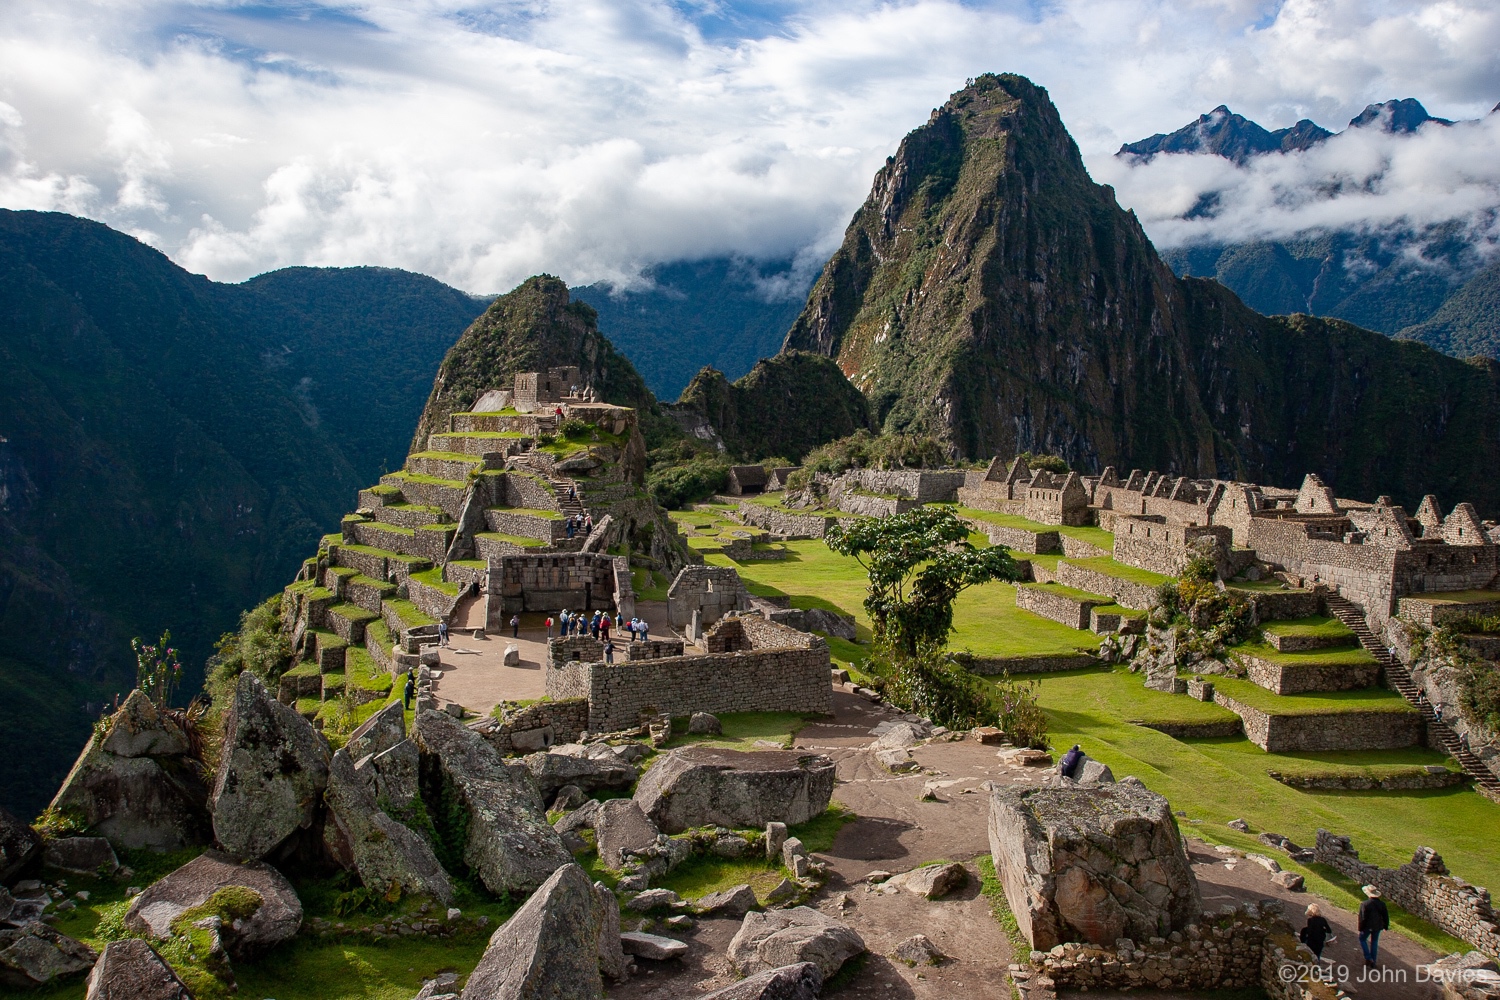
[{"x1": 782, "y1": 74, "x2": 1500, "y2": 513}]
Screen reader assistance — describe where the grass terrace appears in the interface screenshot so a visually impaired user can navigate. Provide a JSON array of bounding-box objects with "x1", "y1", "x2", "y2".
[
  {"x1": 949, "y1": 505, "x2": 1115, "y2": 550},
  {"x1": 1227, "y1": 579, "x2": 1309, "y2": 594},
  {"x1": 1211, "y1": 675, "x2": 1416, "y2": 715},
  {"x1": 1401, "y1": 590, "x2": 1500, "y2": 605},
  {"x1": 1062, "y1": 555, "x2": 1174, "y2": 588},
  {"x1": 1228, "y1": 640, "x2": 1375, "y2": 668},
  {"x1": 386, "y1": 470, "x2": 469, "y2": 490},
  {"x1": 410, "y1": 567, "x2": 461, "y2": 597},
  {"x1": 346, "y1": 647, "x2": 394, "y2": 695},
  {"x1": 491, "y1": 506, "x2": 563, "y2": 520},
  {"x1": 1259, "y1": 616, "x2": 1356, "y2": 642},
  {"x1": 409, "y1": 450, "x2": 483, "y2": 465},
  {"x1": 743, "y1": 493, "x2": 850, "y2": 518},
  {"x1": 1022, "y1": 582, "x2": 1111, "y2": 603},
  {"x1": 632, "y1": 568, "x2": 670, "y2": 602},
  {"x1": 384, "y1": 598, "x2": 438, "y2": 630},
  {"x1": 444, "y1": 430, "x2": 527, "y2": 439},
  {"x1": 328, "y1": 603, "x2": 381, "y2": 625},
  {"x1": 340, "y1": 543, "x2": 431, "y2": 571},
  {"x1": 475, "y1": 531, "x2": 546, "y2": 549}
]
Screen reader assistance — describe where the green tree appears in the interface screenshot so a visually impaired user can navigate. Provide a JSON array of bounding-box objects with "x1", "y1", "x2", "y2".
[{"x1": 826, "y1": 506, "x2": 1021, "y2": 655}]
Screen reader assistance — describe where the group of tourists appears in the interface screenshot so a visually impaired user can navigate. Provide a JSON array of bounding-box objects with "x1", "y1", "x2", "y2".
[
  {"x1": 563, "y1": 511, "x2": 593, "y2": 540},
  {"x1": 545, "y1": 609, "x2": 651, "y2": 643},
  {"x1": 1299, "y1": 885, "x2": 1389, "y2": 970}
]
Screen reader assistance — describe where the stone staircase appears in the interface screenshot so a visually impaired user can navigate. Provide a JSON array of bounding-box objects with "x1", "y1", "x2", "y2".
[
  {"x1": 1326, "y1": 595, "x2": 1500, "y2": 798},
  {"x1": 514, "y1": 454, "x2": 587, "y2": 520}
]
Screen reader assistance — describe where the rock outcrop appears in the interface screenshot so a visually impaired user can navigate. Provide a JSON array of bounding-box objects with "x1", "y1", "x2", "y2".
[
  {"x1": 46, "y1": 691, "x2": 210, "y2": 852},
  {"x1": 988, "y1": 782, "x2": 1201, "y2": 950},
  {"x1": 0, "y1": 921, "x2": 97, "y2": 989},
  {"x1": 458, "y1": 862, "x2": 602, "y2": 1000},
  {"x1": 413, "y1": 710, "x2": 571, "y2": 896},
  {"x1": 523, "y1": 749, "x2": 637, "y2": 799},
  {"x1": 323, "y1": 749, "x2": 453, "y2": 904},
  {"x1": 594, "y1": 881, "x2": 628, "y2": 982},
  {"x1": 347, "y1": 702, "x2": 408, "y2": 762},
  {"x1": 43, "y1": 837, "x2": 118, "y2": 875},
  {"x1": 125, "y1": 850, "x2": 302, "y2": 960},
  {"x1": 694, "y1": 963, "x2": 822, "y2": 1000},
  {"x1": 212, "y1": 673, "x2": 331, "y2": 860},
  {"x1": 727, "y1": 907, "x2": 865, "y2": 981},
  {"x1": 633, "y1": 748, "x2": 835, "y2": 834},
  {"x1": 84, "y1": 939, "x2": 192, "y2": 1000},
  {"x1": 595, "y1": 800, "x2": 660, "y2": 870},
  {"x1": 0, "y1": 808, "x2": 41, "y2": 884},
  {"x1": 355, "y1": 738, "x2": 426, "y2": 836}
]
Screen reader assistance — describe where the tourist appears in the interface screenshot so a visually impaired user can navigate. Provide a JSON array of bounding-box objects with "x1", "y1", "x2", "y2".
[
  {"x1": 1058, "y1": 744, "x2": 1084, "y2": 779},
  {"x1": 403, "y1": 671, "x2": 416, "y2": 711},
  {"x1": 1300, "y1": 904, "x2": 1333, "y2": 962},
  {"x1": 545, "y1": 615, "x2": 554, "y2": 639},
  {"x1": 1358, "y1": 886, "x2": 1388, "y2": 968},
  {"x1": 1435, "y1": 704, "x2": 1444, "y2": 723},
  {"x1": 438, "y1": 621, "x2": 449, "y2": 648},
  {"x1": 638, "y1": 617, "x2": 649, "y2": 641},
  {"x1": 604, "y1": 639, "x2": 615, "y2": 665},
  {"x1": 566, "y1": 519, "x2": 575, "y2": 540},
  {"x1": 599, "y1": 614, "x2": 611, "y2": 641},
  {"x1": 591, "y1": 611, "x2": 602, "y2": 638},
  {"x1": 510, "y1": 614, "x2": 520, "y2": 639},
  {"x1": 568, "y1": 484, "x2": 577, "y2": 502},
  {"x1": 615, "y1": 610, "x2": 623, "y2": 630},
  {"x1": 584, "y1": 513, "x2": 594, "y2": 534},
  {"x1": 559, "y1": 609, "x2": 570, "y2": 636}
]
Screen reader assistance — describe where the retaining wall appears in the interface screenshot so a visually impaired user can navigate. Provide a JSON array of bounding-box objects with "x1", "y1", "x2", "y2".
[
  {"x1": 1315, "y1": 830, "x2": 1500, "y2": 959},
  {"x1": 1268, "y1": 769, "x2": 1465, "y2": 791},
  {"x1": 480, "y1": 698, "x2": 590, "y2": 753},
  {"x1": 1235, "y1": 653, "x2": 1382, "y2": 695},
  {"x1": 736, "y1": 502, "x2": 839, "y2": 539},
  {"x1": 969, "y1": 522, "x2": 1058, "y2": 554},
  {"x1": 1016, "y1": 585, "x2": 1107, "y2": 630},
  {"x1": 1212, "y1": 692, "x2": 1423, "y2": 751},
  {"x1": 960, "y1": 652, "x2": 1097, "y2": 675},
  {"x1": 1054, "y1": 561, "x2": 1158, "y2": 610}
]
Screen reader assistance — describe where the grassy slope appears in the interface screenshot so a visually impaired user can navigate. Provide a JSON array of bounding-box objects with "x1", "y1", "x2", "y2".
[{"x1": 1028, "y1": 668, "x2": 1497, "y2": 945}]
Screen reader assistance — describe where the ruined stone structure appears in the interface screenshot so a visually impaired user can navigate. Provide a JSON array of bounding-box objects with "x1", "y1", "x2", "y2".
[
  {"x1": 726, "y1": 466, "x2": 768, "y2": 495},
  {"x1": 1315, "y1": 830, "x2": 1500, "y2": 959},
  {"x1": 545, "y1": 613, "x2": 832, "y2": 732},
  {"x1": 666, "y1": 566, "x2": 751, "y2": 635},
  {"x1": 274, "y1": 367, "x2": 686, "y2": 722}
]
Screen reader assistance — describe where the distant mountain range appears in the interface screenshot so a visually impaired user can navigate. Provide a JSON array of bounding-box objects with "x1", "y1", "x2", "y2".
[
  {"x1": 0, "y1": 210, "x2": 485, "y2": 817},
  {"x1": 1119, "y1": 99, "x2": 1500, "y2": 358}
]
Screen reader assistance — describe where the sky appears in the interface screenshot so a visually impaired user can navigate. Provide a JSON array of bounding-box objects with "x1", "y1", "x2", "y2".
[{"x1": 1, "y1": 0, "x2": 1497, "y2": 294}]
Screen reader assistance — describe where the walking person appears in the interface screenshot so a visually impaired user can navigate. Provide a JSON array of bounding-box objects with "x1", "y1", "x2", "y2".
[
  {"x1": 510, "y1": 614, "x2": 520, "y2": 639},
  {"x1": 1359, "y1": 886, "x2": 1389, "y2": 968},
  {"x1": 403, "y1": 670, "x2": 416, "y2": 711},
  {"x1": 438, "y1": 620, "x2": 449, "y2": 648},
  {"x1": 545, "y1": 615, "x2": 554, "y2": 639},
  {"x1": 599, "y1": 613, "x2": 611, "y2": 641},
  {"x1": 1300, "y1": 904, "x2": 1334, "y2": 963},
  {"x1": 604, "y1": 639, "x2": 615, "y2": 665},
  {"x1": 560, "y1": 609, "x2": 570, "y2": 637}
]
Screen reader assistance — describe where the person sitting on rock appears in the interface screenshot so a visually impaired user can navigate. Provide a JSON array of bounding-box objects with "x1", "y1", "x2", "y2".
[{"x1": 1058, "y1": 744, "x2": 1084, "y2": 779}]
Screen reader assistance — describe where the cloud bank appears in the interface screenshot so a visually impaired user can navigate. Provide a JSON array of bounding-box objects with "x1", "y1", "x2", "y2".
[{"x1": 1, "y1": 0, "x2": 1498, "y2": 292}]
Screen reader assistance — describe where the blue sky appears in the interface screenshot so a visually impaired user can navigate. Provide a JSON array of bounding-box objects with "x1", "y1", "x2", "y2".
[{"x1": 1, "y1": 0, "x2": 1497, "y2": 292}]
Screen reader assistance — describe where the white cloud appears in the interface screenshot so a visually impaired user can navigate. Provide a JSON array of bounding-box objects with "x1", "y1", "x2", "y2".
[{"x1": 0, "y1": 0, "x2": 1496, "y2": 291}]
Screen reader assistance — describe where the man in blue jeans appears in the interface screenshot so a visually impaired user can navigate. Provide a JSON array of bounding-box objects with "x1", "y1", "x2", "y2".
[{"x1": 1358, "y1": 885, "x2": 1389, "y2": 968}]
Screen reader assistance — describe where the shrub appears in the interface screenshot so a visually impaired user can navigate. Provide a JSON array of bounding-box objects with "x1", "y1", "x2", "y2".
[
  {"x1": 559, "y1": 418, "x2": 592, "y2": 438},
  {"x1": 800, "y1": 430, "x2": 949, "y2": 477},
  {"x1": 1018, "y1": 451, "x2": 1068, "y2": 474},
  {"x1": 647, "y1": 459, "x2": 729, "y2": 509},
  {"x1": 205, "y1": 595, "x2": 293, "y2": 709},
  {"x1": 868, "y1": 642, "x2": 1046, "y2": 745}
]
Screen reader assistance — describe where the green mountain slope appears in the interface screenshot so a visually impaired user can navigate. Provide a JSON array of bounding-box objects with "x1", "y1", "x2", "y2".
[
  {"x1": 1398, "y1": 258, "x2": 1500, "y2": 359},
  {"x1": 572, "y1": 258, "x2": 808, "y2": 399},
  {"x1": 0, "y1": 211, "x2": 484, "y2": 818},
  {"x1": 781, "y1": 74, "x2": 1500, "y2": 513}
]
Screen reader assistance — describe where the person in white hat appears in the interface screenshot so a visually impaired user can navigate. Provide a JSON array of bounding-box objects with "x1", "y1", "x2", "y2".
[{"x1": 1358, "y1": 885, "x2": 1389, "y2": 968}]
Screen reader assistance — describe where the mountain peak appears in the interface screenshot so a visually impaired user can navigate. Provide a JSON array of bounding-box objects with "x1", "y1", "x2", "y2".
[{"x1": 1348, "y1": 97, "x2": 1452, "y2": 133}]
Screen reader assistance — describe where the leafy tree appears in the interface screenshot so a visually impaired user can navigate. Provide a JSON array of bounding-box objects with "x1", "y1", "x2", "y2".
[{"x1": 826, "y1": 506, "x2": 1021, "y2": 655}]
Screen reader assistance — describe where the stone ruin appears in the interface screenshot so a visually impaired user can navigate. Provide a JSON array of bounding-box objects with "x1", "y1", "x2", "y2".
[{"x1": 667, "y1": 565, "x2": 751, "y2": 639}]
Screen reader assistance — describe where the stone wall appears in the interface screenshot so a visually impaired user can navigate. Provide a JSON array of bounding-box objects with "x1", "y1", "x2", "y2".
[
  {"x1": 960, "y1": 652, "x2": 1098, "y2": 675},
  {"x1": 736, "y1": 502, "x2": 840, "y2": 539},
  {"x1": 479, "y1": 698, "x2": 590, "y2": 754},
  {"x1": 1315, "y1": 831, "x2": 1500, "y2": 959},
  {"x1": 549, "y1": 635, "x2": 604, "y2": 667},
  {"x1": 349, "y1": 521, "x2": 451, "y2": 562},
  {"x1": 1398, "y1": 596, "x2": 1500, "y2": 627},
  {"x1": 502, "y1": 471, "x2": 559, "y2": 512},
  {"x1": 1032, "y1": 903, "x2": 1293, "y2": 994},
  {"x1": 833, "y1": 490, "x2": 922, "y2": 517},
  {"x1": 487, "y1": 552, "x2": 631, "y2": 619},
  {"x1": 1054, "y1": 561, "x2": 1158, "y2": 610},
  {"x1": 1246, "y1": 589, "x2": 1324, "y2": 623},
  {"x1": 1213, "y1": 691, "x2": 1424, "y2": 751},
  {"x1": 1234, "y1": 652, "x2": 1382, "y2": 695},
  {"x1": 666, "y1": 566, "x2": 750, "y2": 629},
  {"x1": 967, "y1": 521, "x2": 1059, "y2": 554},
  {"x1": 1016, "y1": 585, "x2": 1108, "y2": 630},
  {"x1": 408, "y1": 574, "x2": 466, "y2": 623},
  {"x1": 544, "y1": 644, "x2": 832, "y2": 733},
  {"x1": 626, "y1": 639, "x2": 684, "y2": 660},
  {"x1": 1060, "y1": 535, "x2": 1111, "y2": 559},
  {"x1": 1112, "y1": 518, "x2": 1232, "y2": 577},
  {"x1": 484, "y1": 508, "x2": 564, "y2": 543},
  {"x1": 837, "y1": 468, "x2": 967, "y2": 503},
  {"x1": 1268, "y1": 769, "x2": 1466, "y2": 791}
]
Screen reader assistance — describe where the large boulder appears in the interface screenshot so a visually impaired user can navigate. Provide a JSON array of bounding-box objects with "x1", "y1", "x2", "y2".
[
  {"x1": 696, "y1": 963, "x2": 822, "y2": 1000},
  {"x1": 212, "y1": 672, "x2": 331, "y2": 860},
  {"x1": 0, "y1": 922, "x2": 96, "y2": 989},
  {"x1": 594, "y1": 881, "x2": 627, "y2": 982},
  {"x1": 346, "y1": 701, "x2": 407, "y2": 761},
  {"x1": 125, "y1": 850, "x2": 302, "y2": 960},
  {"x1": 413, "y1": 711, "x2": 572, "y2": 896},
  {"x1": 324, "y1": 749, "x2": 453, "y2": 904},
  {"x1": 44, "y1": 837, "x2": 118, "y2": 875},
  {"x1": 595, "y1": 800, "x2": 659, "y2": 870},
  {"x1": 987, "y1": 782, "x2": 1201, "y2": 950},
  {"x1": 727, "y1": 907, "x2": 864, "y2": 981},
  {"x1": 633, "y1": 748, "x2": 835, "y2": 834},
  {"x1": 459, "y1": 862, "x2": 602, "y2": 1000},
  {"x1": 355, "y1": 738, "x2": 426, "y2": 836},
  {"x1": 0, "y1": 808, "x2": 42, "y2": 884},
  {"x1": 523, "y1": 750, "x2": 637, "y2": 799},
  {"x1": 85, "y1": 939, "x2": 192, "y2": 1000},
  {"x1": 47, "y1": 691, "x2": 210, "y2": 852}
]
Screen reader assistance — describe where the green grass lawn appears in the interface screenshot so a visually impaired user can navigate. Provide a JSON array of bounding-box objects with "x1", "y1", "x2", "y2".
[
  {"x1": 1259, "y1": 616, "x2": 1355, "y2": 641},
  {"x1": 1028, "y1": 667, "x2": 1500, "y2": 952},
  {"x1": 663, "y1": 710, "x2": 815, "y2": 751},
  {"x1": 475, "y1": 530, "x2": 546, "y2": 548},
  {"x1": 1211, "y1": 676, "x2": 1416, "y2": 715},
  {"x1": 1228, "y1": 640, "x2": 1374, "y2": 667},
  {"x1": 1021, "y1": 582, "x2": 1111, "y2": 602},
  {"x1": 948, "y1": 506, "x2": 1115, "y2": 550},
  {"x1": 632, "y1": 567, "x2": 670, "y2": 602},
  {"x1": 1400, "y1": 589, "x2": 1500, "y2": 605},
  {"x1": 1062, "y1": 555, "x2": 1174, "y2": 587}
]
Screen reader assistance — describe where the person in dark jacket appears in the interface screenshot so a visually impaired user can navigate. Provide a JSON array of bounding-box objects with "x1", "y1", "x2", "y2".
[
  {"x1": 1358, "y1": 885, "x2": 1389, "y2": 967},
  {"x1": 403, "y1": 671, "x2": 416, "y2": 711},
  {"x1": 1300, "y1": 903, "x2": 1333, "y2": 961},
  {"x1": 1058, "y1": 744, "x2": 1085, "y2": 779}
]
